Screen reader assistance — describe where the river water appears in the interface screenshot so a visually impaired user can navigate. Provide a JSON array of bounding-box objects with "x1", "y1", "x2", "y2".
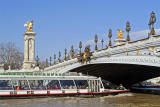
[{"x1": 0, "y1": 93, "x2": 160, "y2": 107}]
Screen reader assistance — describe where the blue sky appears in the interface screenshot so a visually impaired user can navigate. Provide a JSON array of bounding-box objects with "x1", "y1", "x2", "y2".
[{"x1": 0, "y1": 0, "x2": 160, "y2": 60}]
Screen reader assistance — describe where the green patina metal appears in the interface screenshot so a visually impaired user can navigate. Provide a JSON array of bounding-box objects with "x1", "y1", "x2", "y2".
[{"x1": 0, "y1": 72, "x2": 64, "y2": 77}]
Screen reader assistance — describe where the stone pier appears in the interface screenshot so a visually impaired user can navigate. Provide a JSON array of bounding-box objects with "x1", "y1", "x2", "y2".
[{"x1": 23, "y1": 32, "x2": 36, "y2": 69}]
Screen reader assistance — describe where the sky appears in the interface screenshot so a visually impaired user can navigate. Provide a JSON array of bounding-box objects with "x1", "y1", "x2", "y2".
[{"x1": 0, "y1": 0, "x2": 160, "y2": 61}]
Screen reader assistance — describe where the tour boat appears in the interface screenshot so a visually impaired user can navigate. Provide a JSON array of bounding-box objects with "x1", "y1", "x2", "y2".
[
  {"x1": 131, "y1": 79, "x2": 160, "y2": 94},
  {"x1": 0, "y1": 72, "x2": 129, "y2": 98}
]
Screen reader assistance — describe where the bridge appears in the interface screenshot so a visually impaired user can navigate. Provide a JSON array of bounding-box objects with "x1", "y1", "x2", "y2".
[
  {"x1": 44, "y1": 35, "x2": 160, "y2": 87},
  {"x1": 43, "y1": 12, "x2": 160, "y2": 87}
]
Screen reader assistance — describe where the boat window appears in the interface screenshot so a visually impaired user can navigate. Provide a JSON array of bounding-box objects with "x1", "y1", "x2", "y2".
[
  {"x1": 0, "y1": 80, "x2": 13, "y2": 90},
  {"x1": 46, "y1": 80, "x2": 61, "y2": 89},
  {"x1": 18, "y1": 80, "x2": 30, "y2": 90},
  {"x1": 12, "y1": 80, "x2": 18, "y2": 90},
  {"x1": 29, "y1": 80, "x2": 42, "y2": 90},
  {"x1": 28, "y1": 80, "x2": 46, "y2": 90},
  {"x1": 60, "y1": 80, "x2": 76, "y2": 89},
  {"x1": 75, "y1": 80, "x2": 88, "y2": 89}
]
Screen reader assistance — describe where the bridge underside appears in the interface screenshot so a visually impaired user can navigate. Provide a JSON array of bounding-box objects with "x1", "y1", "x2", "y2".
[{"x1": 70, "y1": 63, "x2": 160, "y2": 87}]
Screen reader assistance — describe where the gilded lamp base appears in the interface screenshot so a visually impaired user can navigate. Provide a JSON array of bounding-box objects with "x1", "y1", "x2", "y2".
[{"x1": 150, "y1": 27, "x2": 155, "y2": 35}]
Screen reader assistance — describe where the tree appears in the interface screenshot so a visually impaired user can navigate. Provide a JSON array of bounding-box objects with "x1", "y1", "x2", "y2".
[
  {"x1": 39, "y1": 60, "x2": 46, "y2": 70},
  {"x1": 0, "y1": 42, "x2": 23, "y2": 70}
]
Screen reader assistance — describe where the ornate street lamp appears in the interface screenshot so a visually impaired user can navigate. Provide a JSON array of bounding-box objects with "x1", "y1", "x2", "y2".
[
  {"x1": 70, "y1": 45, "x2": 74, "y2": 58},
  {"x1": 148, "y1": 11, "x2": 156, "y2": 35},
  {"x1": 46, "y1": 58, "x2": 48, "y2": 67},
  {"x1": 54, "y1": 54, "x2": 56, "y2": 64},
  {"x1": 79, "y1": 41, "x2": 82, "y2": 55},
  {"x1": 64, "y1": 48, "x2": 67, "y2": 61},
  {"x1": 101, "y1": 38, "x2": 104, "y2": 49},
  {"x1": 49, "y1": 56, "x2": 52, "y2": 66},
  {"x1": 94, "y1": 34, "x2": 98, "y2": 51},
  {"x1": 35, "y1": 55, "x2": 39, "y2": 66},
  {"x1": 108, "y1": 29, "x2": 112, "y2": 47},
  {"x1": 126, "y1": 21, "x2": 131, "y2": 41},
  {"x1": 58, "y1": 51, "x2": 61, "y2": 62}
]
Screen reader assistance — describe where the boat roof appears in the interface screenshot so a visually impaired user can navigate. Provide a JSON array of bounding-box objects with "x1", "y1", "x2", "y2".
[{"x1": 0, "y1": 72, "x2": 99, "y2": 80}]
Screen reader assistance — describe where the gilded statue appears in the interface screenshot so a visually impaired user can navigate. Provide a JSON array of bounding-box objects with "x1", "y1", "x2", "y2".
[
  {"x1": 77, "y1": 45, "x2": 92, "y2": 64},
  {"x1": 117, "y1": 30, "x2": 124, "y2": 39},
  {"x1": 24, "y1": 20, "x2": 34, "y2": 32}
]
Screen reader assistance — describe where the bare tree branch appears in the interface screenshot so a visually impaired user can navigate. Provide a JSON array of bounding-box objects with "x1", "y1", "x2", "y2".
[{"x1": 0, "y1": 42, "x2": 23, "y2": 70}]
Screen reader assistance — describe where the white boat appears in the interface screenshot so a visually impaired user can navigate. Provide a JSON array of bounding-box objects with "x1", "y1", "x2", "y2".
[
  {"x1": 0, "y1": 72, "x2": 128, "y2": 98},
  {"x1": 131, "y1": 78, "x2": 160, "y2": 94}
]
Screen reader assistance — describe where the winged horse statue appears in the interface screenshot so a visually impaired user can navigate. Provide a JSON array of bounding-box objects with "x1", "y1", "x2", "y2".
[{"x1": 24, "y1": 20, "x2": 34, "y2": 32}]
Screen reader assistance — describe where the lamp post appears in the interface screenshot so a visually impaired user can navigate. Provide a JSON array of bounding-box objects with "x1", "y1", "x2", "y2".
[
  {"x1": 64, "y1": 48, "x2": 67, "y2": 61},
  {"x1": 94, "y1": 34, "x2": 98, "y2": 51},
  {"x1": 101, "y1": 38, "x2": 104, "y2": 49},
  {"x1": 70, "y1": 45, "x2": 74, "y2": 58},
  {"x1": 108, "y1": 29, "x2": 112, "y2": 47},
  {"x1": 35, "y1": 55, "x2": 39, "y2": 66},
  {"x1": 54, "y1": 54, "x2": 56, "y2": 64},
  {"x1": 58, "y1": 51, "x2": 61, "y2": 62},
  {"x1": 49, "y1": 56, "x2": 52, "y2": 66},
  {"x1": 46, "y1": 58, "x2": 48, "y2": 67},
  {"x1": 126, "y1": 21, "x2": 131, "y2": 41},
  {"x1": 148, "y1": 11, "x2": 156, "y2": 35},
  {"x1": 79, "y1": 41, "x2": 82, "y2": 55}
]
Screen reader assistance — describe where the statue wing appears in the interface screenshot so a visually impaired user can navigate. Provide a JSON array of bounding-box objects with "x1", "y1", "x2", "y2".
[{"x1": 24, "y1": 23, "x2": 27, "y2": 27}]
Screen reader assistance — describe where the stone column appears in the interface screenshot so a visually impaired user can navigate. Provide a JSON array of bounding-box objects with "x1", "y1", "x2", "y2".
[
  {"x1": 29, "y1": 38, "x2": 35, "y2": 61},
  {"x1": 31, "y1": 38, "x2": 35, "y2": 61},
  {"x1": 24, "y1": 38, "x2": 28, "y2": 61},
  {"x1": 23, "y1": 32, "x2": 36, "y2": 69}
]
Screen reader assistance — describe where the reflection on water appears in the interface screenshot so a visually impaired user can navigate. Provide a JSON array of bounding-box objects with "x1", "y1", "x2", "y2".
[{"x1": 0, "y1": 93, "x2": 160, "y2": 107}]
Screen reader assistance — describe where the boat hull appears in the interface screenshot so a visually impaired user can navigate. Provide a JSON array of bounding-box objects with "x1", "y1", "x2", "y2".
[
  {"x1": 131, "y1": 87, "x2": 160, "y2": 94},
  {"x1": 0, "y1": 89, "x2": 129, "y2": 98}
]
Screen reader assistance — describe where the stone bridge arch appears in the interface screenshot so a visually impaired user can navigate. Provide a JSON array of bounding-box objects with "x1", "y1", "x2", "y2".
[
  {"x1": 44, "y1": 36, "x2": 160, "y2": 87},
  {"x1": 45, "y1": 55, "x2": 160, "y2": 87}
]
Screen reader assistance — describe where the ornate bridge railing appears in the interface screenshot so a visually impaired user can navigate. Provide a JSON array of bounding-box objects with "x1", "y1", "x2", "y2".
[{"x1": 44, "y1": 35, "x2": 160, "y2": 73}]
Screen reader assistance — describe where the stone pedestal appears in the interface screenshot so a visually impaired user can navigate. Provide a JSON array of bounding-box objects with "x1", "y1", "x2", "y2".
[
  {"x1": 114, "y1": 38, "x2": 126, "y2": 46},
  {"x1": 23, "y1": 32, "x2": 36, "y2": 69}
]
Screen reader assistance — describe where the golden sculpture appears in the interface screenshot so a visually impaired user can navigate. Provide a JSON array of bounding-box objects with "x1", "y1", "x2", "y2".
[
  {"x1": 83, "y1": 52, "x2": 87, "y2": 59},
  {"x1": 148, "y1": 46, "x2": 154, "y2": 51},
  {"x1": 77, "y1": 46, "x2": 92, "y2": 64},
  {"x1": 24, "y1": 20, "x2": 34, "y2": 32},
  {"x1": 117, "y1": 30, "x2": 124, "y2": 39},
  {"x1": 136, "y1": 50, "x2": 141, "y2": 55},
  {"x1": 125, "y1": 51, "x2": 128, "y2": 55}
]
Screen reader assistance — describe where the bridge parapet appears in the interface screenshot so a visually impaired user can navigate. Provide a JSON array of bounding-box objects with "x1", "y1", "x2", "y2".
[
  {"x1": 44, "y1": 35, "x2": 160, "y2": 73},
  {"x1": 92, "y1": 35, "x2": 160, "y2": 58}
]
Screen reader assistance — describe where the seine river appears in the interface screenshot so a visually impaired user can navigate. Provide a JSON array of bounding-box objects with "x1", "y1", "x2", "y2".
[{"x1": 0, "y1": 93, "x2": 160, "y2": 107}]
